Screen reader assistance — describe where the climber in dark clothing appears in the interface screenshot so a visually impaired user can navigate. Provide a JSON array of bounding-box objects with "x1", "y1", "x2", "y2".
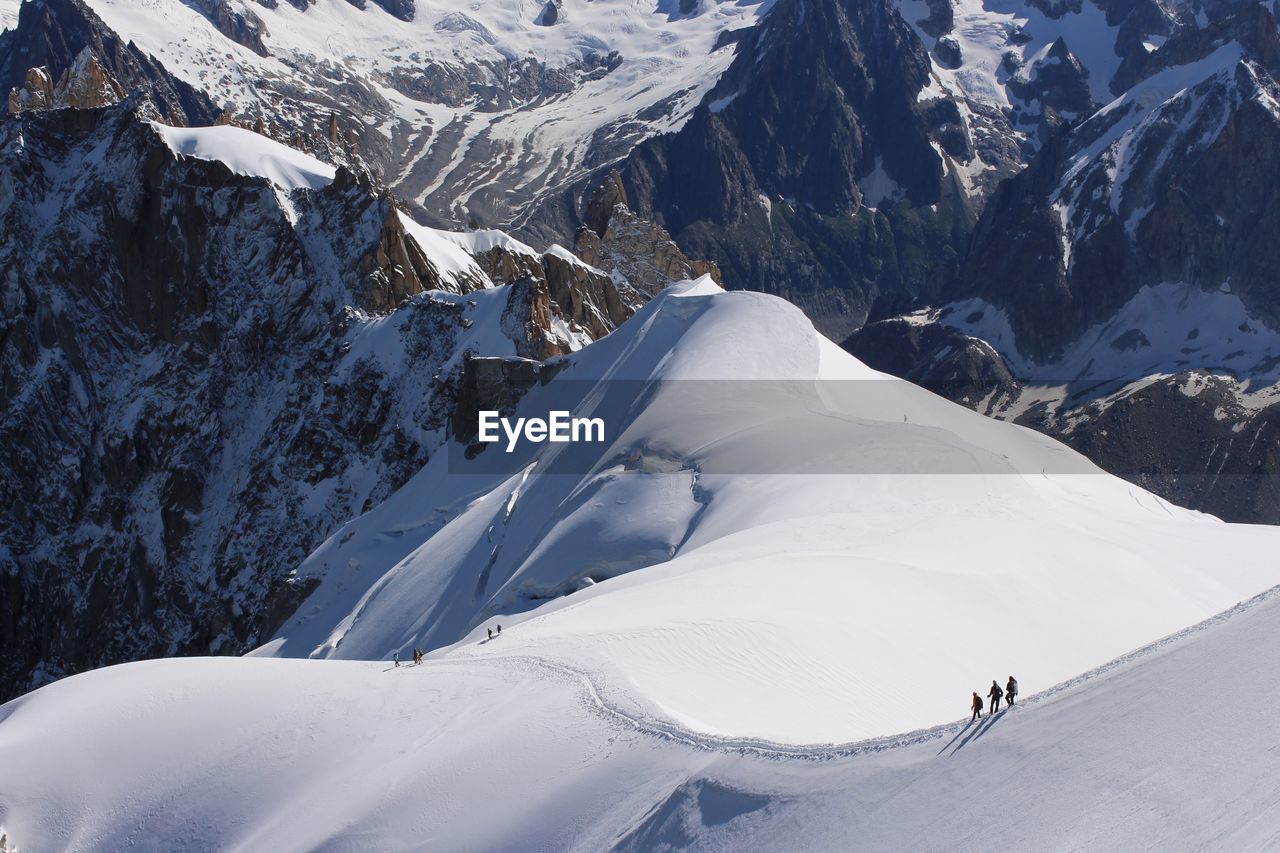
[
  {"x1": 393, "y1": 651, "x2": 400, "y2": 668},
  {"x1": 1006, "y1": 676, "x2": 1018, "y2": 706},
  {"x1": 496, "y1": 624, "x2": 502, "y2": 636},
  {"x1": 971, "y1": 692, "x2": 983, "y2": 722},
  {"x1": 487, "y1": 628, "x2": 493, "y2": 641},
  {"x1": 988, "y1": 680, "x2": 1004, "y2": 713}
]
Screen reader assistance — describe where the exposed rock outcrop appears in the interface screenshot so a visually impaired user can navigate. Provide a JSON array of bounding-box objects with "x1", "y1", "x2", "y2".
[
  {"x1": 7, "y1": 50, "x2": 127, "y2": 114},
  {"x1": 574, "y1": 172, "x2": 722, "y2": 297}
]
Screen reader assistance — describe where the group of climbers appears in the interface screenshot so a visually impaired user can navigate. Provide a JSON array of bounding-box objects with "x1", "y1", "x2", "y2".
[
  {"x1": 393, "y1": 624, "x2": 503, "y2": 667},
  {"x1": 970, "y1": 676, "x2": 1018, "y2": 721},
  {"x1": 392, "y1": 648, "x2": 426, "y2": 667}
]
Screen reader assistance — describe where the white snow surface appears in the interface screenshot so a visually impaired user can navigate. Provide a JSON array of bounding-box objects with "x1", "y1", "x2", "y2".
[
  {"x1": 393, "y1": 210, "x2": 491, "y2": 285},
  {"x1": 4, "y1": 574, "x2": 1280, "y2": 849},
  {"x1": 241, "y1": 280, "x2": 1280, "y2": 748},
  {"x1": 150, "y1": 122, "x2": 337, "y2": 190},
  {"x1": 3, "y1": 282, "x2": 1280, "y2": 848}
]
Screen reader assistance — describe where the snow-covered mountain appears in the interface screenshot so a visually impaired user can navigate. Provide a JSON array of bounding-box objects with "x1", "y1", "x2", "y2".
[
  {"x1": 847, "y1": 6, "x2": 1280, "y2": 522},
  {"x1": 2, "y1": 279, "x2": 1278, "y2": 849},
  {"x1": 3, "y1": 0, "x2": 779, "y2": 236},
  {"x1": 4, "y1": 0, "x2": 1280, "y2": 842},
  {"x1": 254, "y1": 278, "x2": 1280, "y2": 741},
  {"x1": 0, "y1": 100, "x2": 721, "y2": 700}
]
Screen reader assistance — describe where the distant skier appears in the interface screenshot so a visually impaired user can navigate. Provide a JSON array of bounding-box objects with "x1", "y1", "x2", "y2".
[
  {"x1": 496, "y1": 624, "x2": 502, "y2": 636},
  {"x1": 971, "y1": 692, "x2": 983, "y2": 722},
  {"x1": 1006, "y1": 676, "x2": 1018, "y2": 706},
  {"x1": 988, "y1": 679, "x2": 1003, "y2": 713},
  {"x1": 393, "y1": 651, "x2": 400, "y2": 668},
  {"x1": 487, "y1": 628, "x2": 493, "y2": 641}
]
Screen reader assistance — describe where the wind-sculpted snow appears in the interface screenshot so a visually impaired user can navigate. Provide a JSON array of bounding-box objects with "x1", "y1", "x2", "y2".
[
  {"x1": 151, "y1": 122, "x2": 338, "y2": 190},
  {"x1": 257, "y1": 280, "x2": 1280, "y2": 743}
]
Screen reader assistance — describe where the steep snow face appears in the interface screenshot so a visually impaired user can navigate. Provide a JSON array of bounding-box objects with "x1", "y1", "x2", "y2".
[
  {"x1": 257, "y1": 280, "x2": 1280, "y2": 743},
  {"x1": 3, "y1": 568, "x2": 1280, "y2": 849},
  {"x1": 80, "y1": 0, "x2": 776, "y2": 230},
  {"x1": 151, "y1": 122, "x2": 337, "y2": 190}
]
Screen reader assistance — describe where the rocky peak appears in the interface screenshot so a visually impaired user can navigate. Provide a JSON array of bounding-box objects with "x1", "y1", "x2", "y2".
[
  {"x1": 466, "y1": 235, "x2": 643, "y2": 343},
  {"x1": 584, "y1": 170, "x2": 628, "y2": 238},
  {"x1": 574, "y1": 172, "x2": 722, "y2": 297},
  {"x1": 614, "y1": 0, "x2": 981, "y2": 339},
  {"x1": 1007, "y1": 37, "x2": 1094, "y2": 135},
  {"x1": 8, "y1": 48, "x2": 126, "y2": 114},
  {"x1": 1134, "y1": 4, "x2": 1280, "y2": 84},
  {"x1": 500, "y1": 275, "x2": 573, "y2": 360}
]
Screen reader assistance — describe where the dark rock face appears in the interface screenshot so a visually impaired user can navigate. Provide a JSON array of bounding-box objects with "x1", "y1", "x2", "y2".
[
  {"x1": 934, "y1": 36, "x2": 963, "y2": 70},
  {"x1": 618, "y1": 0, "x2": 983, "y2": 339},
  {"x1": 0, "y1": 0, "x2": 219, "y2": 125},
  {"x1": 844, "y1": 317, "x2": 1020, "y2": 407},
  {"x1": 451, "y1": 355, "x2": 557, "y2": 445},
  {"x1": 0, "y1": 104, "x2": 632, "y2": 701},
  {"x1": 847, "y1": 316, "x2": 1280, "y2": 523},
  {"x1": 1062, "y1": 376, "x2": 1280, "y2": 523},
  {"x1": 535, "y1": 0, "x2": 559, "y2": 26}
]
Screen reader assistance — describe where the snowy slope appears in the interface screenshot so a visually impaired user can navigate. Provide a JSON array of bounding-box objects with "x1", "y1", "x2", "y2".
[
  {"x1": 3, "y1": 579, "x2": 1280, "y2": 849},
  {"x1": 252, "y1": 279, "x2": 1280, "y2": 744}
]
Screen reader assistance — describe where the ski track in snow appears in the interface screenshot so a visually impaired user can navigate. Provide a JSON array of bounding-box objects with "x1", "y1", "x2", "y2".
[{"x1": 446, "y1": 582, "x2": 1280, "y2": 763}]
